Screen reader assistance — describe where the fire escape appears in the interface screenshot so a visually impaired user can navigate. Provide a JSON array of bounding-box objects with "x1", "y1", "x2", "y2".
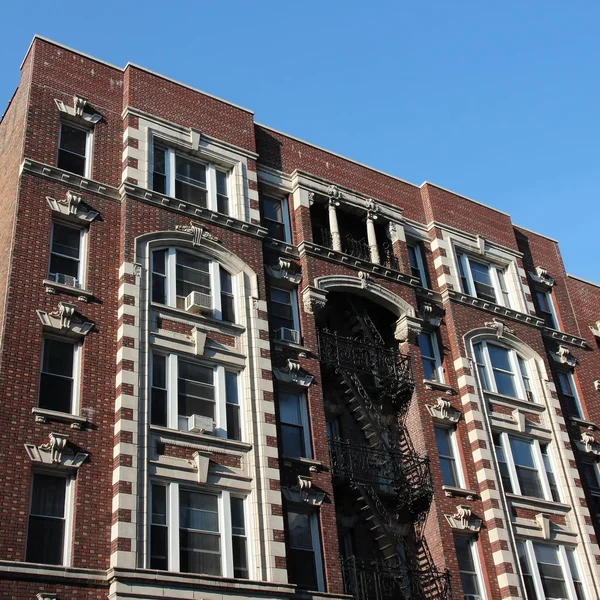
[{"x1": 318, "y1": 298, "x2": 451, "y2": 600}]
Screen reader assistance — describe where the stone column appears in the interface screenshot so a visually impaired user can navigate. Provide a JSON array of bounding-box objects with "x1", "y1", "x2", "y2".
[
  {"x1": 365, "y1": 199, "x2": 381, "y2": 264},
  {"x1": 327, "y1": 187, "x2": 343, "y2": 252}
]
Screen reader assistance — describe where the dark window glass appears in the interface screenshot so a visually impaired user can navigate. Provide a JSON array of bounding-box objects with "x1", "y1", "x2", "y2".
[
  {"x1": 287, "y1": 511, "x2": 318, "y2": 590},
  {"x1": 175, "y1": 156, "x2": 207, "y2": 207},
  {"x1": 454, "y1": 537, "x2": 482, "y2": 598},
  {"x1": 57, "y1": 123, "x2": 88, "y2": 176},
  {"x1": 220, "y1": 268, "x2": 235, "y2": 322},
  {"x1": 151, "y1": 484, "x2": 168, "y2": 570},
  {"x1": 152, "y1": 249, "x2": 167, "y2": 305},
  {"x1": 510, "y1": 438, "x2": 543, "y2": 498},
  {"x1": 178, "y1": 360, "x2": 215, "y2": 429},
  {"x1": 279, "y1": 392, "x2": 306, "y2": 458},
  {"x1": 418, "y1": 332, "x2": 441, "y2": 382},
  {"x1": 493, "y1": 434, "x2": 513, "y2": 493},
  {"x1": 49, "y1": 223, "x2": 81, "y2": 286},
  {"x1": 151, "y1": 354, "x2": 168, "y2": 427},
  {"x1": 534, "y1": 544, "x2": 568, "y2": 600},
  {"x1": 487, "y1": 344, "x2": 517, "y2": 397},
  {"x1": 435, "y1": 427, "x2": 459, "y2": 487},
  {"x1": 39, "y1": 338, "x2": 75, "y2": 413},
  {"x1": 270, "y1": 288, "x2": 295, "y2": 331},
  {"x1": 175, "y1": 252, "x2": 211, "y2": 309},
  {"x1": 153, "y1": 146, "x2": 167, "y2": 194},
  {"x1": 263, "y1": 196, "x2": 286, "y2": 240},
  {"x1": 535, "y1": 290, "x2": 557, "y2": 329},
  {"x1": 216, "y1": 171, "x2": 229, "y2": 215},
  {"x1": 231, "y1": 497, "x2": 248, "y2": 578},
  {"x1": 226, "y1": 371, "x2": 241, "y2": 441},
  {"x1": 470, "y1": 260, "x2": 497, "y2": 303},
  {"x1": 517, "y1": 542, "x2": 539, "y2": 600}
]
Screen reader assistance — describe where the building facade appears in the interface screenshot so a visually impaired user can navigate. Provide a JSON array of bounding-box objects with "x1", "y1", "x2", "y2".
[{"x1": 0, "y1": 36, "x2": 599, "y2": 600}]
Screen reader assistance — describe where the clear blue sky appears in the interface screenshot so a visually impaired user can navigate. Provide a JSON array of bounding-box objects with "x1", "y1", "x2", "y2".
[{"x1": 1, "y1": 1, "x2": 598, "y2": 282}]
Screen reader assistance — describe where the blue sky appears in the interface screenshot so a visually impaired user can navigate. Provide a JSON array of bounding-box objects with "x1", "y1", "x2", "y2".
[{"x1": 1, "y1": 1, "x2": 598, "y2": 281}]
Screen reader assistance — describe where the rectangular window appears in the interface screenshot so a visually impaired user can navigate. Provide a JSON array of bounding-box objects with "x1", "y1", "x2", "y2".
[
  {"x1": 176, "y1": 252, "x2": 211, "y2": 310},
  {"x1": 454, "y1": 537, "x2": 485, "y2": 600},
  {"x1": 457, "y1": 253, "x2": 512, "y2": 308},
  {"x1": 39, "y1": 338, "x2": 78, "y2": 414},
  {"x1": 557, "y1": 371, "x2": 582, "y2": 418},
  {"x1": 535, "y1": 290, "x2": 558, "y2": 330},
  {"x1": 151, "y1": 353, "x2": 242, "y2": 440},
  {"x1": 287, "y1": 510, "x2": 323, "y2": 591},
  {"x1": 219, "y1": 267, "x2": 235, "y2": 323},
  {"x1": 48, "y1": 222, "x2": 85, "y2": 288},
  {"x1": 263, "y1": 196, "x2": 289, "y2": 242},
  {"x1": 541, "y1": 443, "x2": 560, "y2": 502},
  {"x1": 493, "y1": 433, "x2": 513, "y2": 493},
  {"x1": 566, "y1": 548, "x2": 586, "y2": 600},
  {"x1": 417, "y1": 331, "x2": 444, "y2": 383},
  {"x1": 270, "y1": 287, "x2": 299, "y2": 342},
  {"x1": 278, "y1": 391, "x2": 311, "y2": 459},
  {"x1": 510, "y1": 437, "x2": 544, "y2": 498},
  {"x1": 152, "y1": 145, "x2": 231, "y2": 215},
  {"x1": 57, "y1": 122, "x2": 90, "y2": 177},
  {"x1": 407, "y1": 242, "x2": 428, "y2": 287},
  {"x1": 26, "y1": 473, "x2": 69, "y2": 565},
  {"x1": 434, "y1": 426, "x2": 462, "y2": 487},
  {"x1": 149, "y1": 483, "x2": 250, "y2": 578}
]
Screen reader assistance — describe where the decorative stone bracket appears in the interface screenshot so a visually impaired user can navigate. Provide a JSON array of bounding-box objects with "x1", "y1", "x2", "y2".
[
  {"x1": 25, "y1": 433, "x2": 88, "y2": 470},
  {"x1": 37, "y1": 594, "x2": 58, "y2": 600},
  {"x1": 273, "y1": 359, "x2": 314, "y2": 387},
  {"x1": 302, "y1": 286, "x2": 328, "y2": 315},
  {"x1": 282, "y1": 475, "x2": 326, "y2": 506},
  {"x1": 579, "y1": 431, "x2": 600, "y2": 455},
  {"x1": 175, "y1": 221, "x2": 219, "y2": 246},
  {"x1": 46, "y1": 190, "x2": 98, "y2": 223},
  {"x1": 419, "y1": 302, "x2": 442, "y2": 328},
  {"x1": 394, "y1": 314, "x2": 423, "y2": 343},
  {"x1": 484, "y1": 317, "x2": 515, "y2": 339},
  {"x1": 535, "y1": 513, "x2": 551, "y2": 539},
  {"x1": 192, "y1": 451, "x2": 211, "y2": 483},
  {"x1": 190, "y1": 327, "x2": 207, "y2": 356},
  {"x1": 426, "y1": 397, "x2": 461, "y2": 424},
  {"x1": 36, "y1": 302, "x2": 94, "y2": 337},
  {"x1": 445, "y1": 505, "x2": 482, "y2": 532},
  {"x1": 551, "y1": 345, "x2": 577, "y2": 368},
  {"x1": 594, "y1": 380, "x2": 600, "y2": 392},
  {"x1": 55, "y1": 95, "x2": 102, "y2": 124},
  {"x1": 590, "y1": 321, "x2": 600, "y2": 338},
  {"x1": 528, "y1": 266, "x2": 555, "y2": 289},
  {"x1": 266, "y1": 257, "x2": 302, "y2": 284}
]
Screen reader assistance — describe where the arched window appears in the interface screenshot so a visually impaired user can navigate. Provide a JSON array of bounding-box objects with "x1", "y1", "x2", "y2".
[{"x1": 151, "y1": 248, "x2": 236, "y2": 322}]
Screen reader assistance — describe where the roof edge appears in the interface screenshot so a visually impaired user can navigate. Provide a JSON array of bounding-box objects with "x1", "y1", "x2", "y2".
[{"x1": 567, "y1": 273, "x2": 600, "y2": 288}]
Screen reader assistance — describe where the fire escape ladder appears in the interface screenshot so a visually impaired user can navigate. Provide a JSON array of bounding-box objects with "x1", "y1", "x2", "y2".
[
  {"x1": 409, "y1": 537, "x2": 452, "y2": 600},
  {"x1": 344, "y1": 296, "x2": 386, "y2": 346}
]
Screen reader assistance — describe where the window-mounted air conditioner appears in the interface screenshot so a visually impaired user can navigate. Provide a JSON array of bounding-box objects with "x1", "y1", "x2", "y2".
[
  {"x1": 187, "y1": 414, "x2": 214, "y2": 434},
  {"x1": 275, "y1": 327, "x2": 300, "y2": 344},
  {"x1": 51, "y1": 272, "x2": 81, "y2": 289},
  {"x1": 185, "y1": 291, "x2": 212, "y2": 314}
]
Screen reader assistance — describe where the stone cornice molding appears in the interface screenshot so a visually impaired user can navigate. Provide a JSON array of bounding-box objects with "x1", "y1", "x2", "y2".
[
  {"x1": 395, "y1": 314, "x2": 423, "y2": 343},
  {"x1": 282, "y1": 475, "x2": 326, "y2": 506},
  {"x1": 273, "y1": 359, "x2": 314, "y2": 387},
  {"x1": 484, "y1": 317, "x2": 515, "y2": 339},
  {"x1": 46, "y1": 190, "x2": 99, "y2": 223},
  {"x1": 550, "y1": 345, "x2": 578, "y2": 368},
  {"x1": 25, "y1": 432, "x2": 88, "y2": 470},
  {"x1": 37, "y1": 302, "x2": 94, "y2": 337},
  {"x1": 528, "y1": 266, "x2": 555, "y2": 289},
  {"x1": 266, "y1": 257, "x2": 302, "y2": 284},
  {"x1": 444, "y1": 505, "x2": 482, "y2": 532},
  {"x1": 302, "y1": 286, "x2": 328, "y2": 315},
  {"x1": 427, "y1": 397, "x2": 461, "y2": 424},
  {"x1": 55, "y1": 95, "x2": 102, "y2": 124}
]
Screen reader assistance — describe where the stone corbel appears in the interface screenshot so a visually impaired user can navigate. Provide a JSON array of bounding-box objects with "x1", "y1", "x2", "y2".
[
  {"x1": 302, "y1": 286, "x2": 328, "y2": 315},
  {"x1": 192, "y1": 451, "x2": 211, "y2": 484},
  {"x1": 535, "y1": 513, "x2": 551, "y2": 540},
  {"x1": 175, "y1": 221, "x2": 219, "y2": 246},
  {"x1": 394, "y1": 314, "x2": 423, "y2": 343},
  {"x1": 551, "y1": 345, "x2": 577, "y2": 368},
  {"x1": 594, "y1": 380, "x2": 600, "y2": 392},
  {"x1": 37, "y1": 594, "x2": 58, "y2": 600},
  {"x1": 365, "y1": 198, "x2": 379, "y2": 221},
  {"x1": 189, "y1": 128, "x2": 202, "y2": 151},
  {"x1": 512, "y1": 409, "x2": 526, "y2": 433},
  {"x1": 419, "y1": 302, "x2": 442, "y2": 328},
  {"x1": 476, "y1": 235, "x2": 486, "y2": 255},
  {"x1": 426, "y1": 397, "x2": 461, "y2": 424},
  {"x1": 36, "y1": 302, "x2": 94, "y2": 337},
  {"x1": 580, "y1": 431, "x2": 600, "y2": 455},
  {"x1": 273, "y1": 359, "x2": 314, "y2": 387},
  {"x1": 529, "y1": 266, "x2": 555, "y2": 289},
  {"x1": 445, "y1": 505, "x2": 482, "y2": 532},
  {"x1": 590, "y1": 321, "x2": 600, "y2": 338},
  {"x1": 266, "y1": 257, "x2": 302, "y2": 284},
  {"x1": 386, "y1": 220, "x2": 405, "y2": 244},
  {"x1": 55, "y1": 95, "x2": 102, "y2": 124},
  {"x1": 25, "y1": 433, "x2": 88, "y2": 470},
  {"x1": 484, "y1": 318, "x2": 514, "y2": 339},
  {"x1": 46, "y1": 190, "x2": 99, "y2": 223},
  {"x1": 327, "y1": 185, "x2": 344, "y2": 201},
  {"x1": 191, "y1": 327, "x2": 207, "y2": 356},
  {"x1": 282, "y1": 475, "x2": 326, "y2": 506}
]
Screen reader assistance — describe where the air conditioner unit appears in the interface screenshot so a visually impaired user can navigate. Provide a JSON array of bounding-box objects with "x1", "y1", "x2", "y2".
[
  {"x1": 276, "y1": 327, "x2": 300, "y2": 344},
  {"x1": 52, "y1": 272, "x2": 81, "y2": 289},
  {"x1": 188, "y1": 414, "x2": 214, "y2": 434},
  {"x1": 185, "y1": 291, "x2": 212, "y2": 314}
]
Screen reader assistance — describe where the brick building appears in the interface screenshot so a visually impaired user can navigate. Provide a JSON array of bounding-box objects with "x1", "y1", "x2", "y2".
[{"x1": 0, "y1": 36, "x2": 599, "y2": 600}]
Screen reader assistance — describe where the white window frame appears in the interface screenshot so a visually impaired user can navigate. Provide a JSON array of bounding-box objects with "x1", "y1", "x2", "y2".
[
  {"x1": 286, "y1": 508, "x2": 325, "y2": 592},
  {"x1": 26, "y1": 472, "x2": 74, "y2": 566},
  {"x1": 262, "y1": 195, "x2": 291, "y2": 243},
  {"x1": 39, "y1": 336, "x2": 81, "y2": 416},
  {"x1": 457, "y1": 252, "x2": 512, "y2": 308},
  {"x1": 58, "y1": 121, "x2": 92, "y2": 179},
  {"x1": 151, "y1": 145, "x2": 233, "y2": 215},
  {"x1": 149, "y1": 482, "x2": 253, "y2": 579},
  {"x1": 556, "y1": 371, "x2": 583, "y2": 419},
  {"x1": 496, "y1": 432, "x2": 558, "y2": 502},
  {"x1": 48, "y1": 221, "x2": 88, "y2": 289},
  {"x1": 278, "y1": 389, "x2": 312, "y2": 460},
  {"x1": 474, "y1": 341, "x2": 536, "y2": 402},
  {"x1": 407, "y1": 241, "x2": 428, "y2": 287},
  {"x1": 151, "y1": 248, "x2": 237, "y2": 322},
  {"x1": 269, "y1": 286, "x2": 300, "y2": 342},
  {"x1": 418, "y1": 331, "x2": 445, "y2": 383},
  {"x1": 518, "y1": 539, "x2": 584, "y2": 600},
  {"x1": 454, "y1": 536, "x2": 487, "y2": 600},
  {"x1": 150, "y1": 351, "x2": 244, "y2": 440},
  {"x1": 434, "y1": 425, "x2": 466, "y2": 489},
  {"x1": 534, "y1": 289, "x2": 559, "y2": 330}
]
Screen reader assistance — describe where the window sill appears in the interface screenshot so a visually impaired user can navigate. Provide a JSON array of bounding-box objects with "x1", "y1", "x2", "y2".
[
  {"x1": 43, "y1": 279, "x2": 94, "y2": 302},
  {"x1": 281, "y1": 455, "x2": 324, "y2": 468},
  {"x1": 152, "y1": 303, "x2": 246, "y2": 335},
  {"x1": 150, "y1": 425, "x2": 253, "y2": 453},
  {"x1": 484, "y1": 391, "x2": 546, "y2": 413},
  {"x1": 442, "y1": 485, "x2": 478, "y2": 500},
  {"x1": 423, "y1": 379, "x2": 456, "y2": 395},
  {"x1": 569, "y1": 416, "x2": 598, "y2": 430},
  {"x1": 505, "y1": 493, "x2": 571, "y2": 513},
  {"x1": 32, "y1": 407, "x2": 87, "y2": 429},
  {"x1": 271, "y1": 338, "x2": 312, "y2": 353}
]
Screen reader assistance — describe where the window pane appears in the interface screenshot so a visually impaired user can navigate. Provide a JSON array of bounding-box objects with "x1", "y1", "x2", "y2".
[
  {"x1": 30, "y1": 474, "x2": 66, "y2": 517},
  {"x1": 58, "y1": 152, "x2": 86, "y2": 176},
  {"x1": 288, "y1": 511, "x2": 313, "y2": 549},
  {"x1": 281, "y1": 423, "x2": 305, "y2": 457},
  {"x1": 516, "y1": 466, "x2": 544, "y2": 498},
  {"x1": 231, "y1": 497, "x2": 248, "y2": 579},
  {"x1": 487, "y1": 345, "x2": 512, "y2": 372},
  {"x1": 279, "y1": 392, "x2": 301, "y2": 425},
  {"x1": 60, "y1": 124, "x2": 87, "y2": 155},
  {"x1": 510, "y1": 438, "x2": 535, "y2": 468},
  {"x1": 52, "y1": 224, "x2": 81, "y2": 259},
  {"x1": 175, "y1": 156, "x2": 206, "y2": 186},
  {"x1": 264, "y1": 197, "x2": 283, "y2": 222},
  {"x1": 494, "y1": 371, "x2": 517, "y2": 397},
  {"x1": 49, "y1": 254, "x2": 79, "y2": 280},
  {"x1": 434, "y1": 427, "x2": 452, "y2": 456},
  {"x1": 226, "y1": 371, "x2": 241, "y2": 440},
  {"x1": 179, "y1": 531, "x2": 221, "y2": 575},
  {"x1": 43, "y1": 339, "x2": 74, "y2": 378},
  {"x1": 180, "y1": 491, "x2": 218, "y2": 531},
  {"x1": 440, "y1": 457, "x2": 458, "y2": 487}
]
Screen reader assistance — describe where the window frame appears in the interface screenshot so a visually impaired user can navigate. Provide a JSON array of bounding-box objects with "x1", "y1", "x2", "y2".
[
  {"x1": 149, "y1": 482, "x2": 252, "y2": 579},
  {"x1": 517, "y1": 539, "x2": 584, "y2": 600},
  {"x1": 48, "y1": 221, "x2": 88, "y2": 289},
  {"x1": 39, "y1": 336, "x2": 81, "y2": 416},
  {"x1": 151, "y1": 145, "x2": 233, "y2": 216},
  {"x1": 151, "y1": 248, "x2": 237, "y2": 323},
  {"x1": 269, "y1": 286, "x2": 301, "y2": 342},
  {"x1": 277, "y1": 389, "x2": 312, "y2": 460},
  {"x1": 262, "y1": 194, "x2": 291, "y2": 243},
  {"x1": 457, "y1": 252, "x2": 513, "y2": 308},
  {"x1": 26, "y1": 472, "x2": 74, "y2": 566},
  {"x1": 434, "y1": 425, "x2": 465, "y2": 489},
  {"x1": 406, "y1": 241, "x2": 429, "y2": 287},
  {"x1": 534, "y1": 289, "x2": 559, "y2": 330},
  {"x1": 417, "y1": 330, "x2": 445, "y2": 383},
  {"x1": 150, "y1": 350, "x2": 244, "y2": 440},
  {"x1": 556, "y1": 370, "x2": 583, "y2": 419},
  {"x1": 454, "y1": 536, "x2": 487, "y2": 600},
  {"x1": 57, "y1": 121, "x2": 92, "y2": 178}
]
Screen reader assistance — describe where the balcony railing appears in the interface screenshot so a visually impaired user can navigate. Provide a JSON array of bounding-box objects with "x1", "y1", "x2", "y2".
[
  {"x1": 342, "y1": 556, "x2": 451, "y2": 600},
  {"x1": 317, "y1": 329, "x2": 414, "y2": 405}
]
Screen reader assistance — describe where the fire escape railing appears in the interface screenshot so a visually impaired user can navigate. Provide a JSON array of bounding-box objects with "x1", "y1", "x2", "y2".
[{"x1": 342, "y1": 556, "x2": 451, "y2": 600}]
